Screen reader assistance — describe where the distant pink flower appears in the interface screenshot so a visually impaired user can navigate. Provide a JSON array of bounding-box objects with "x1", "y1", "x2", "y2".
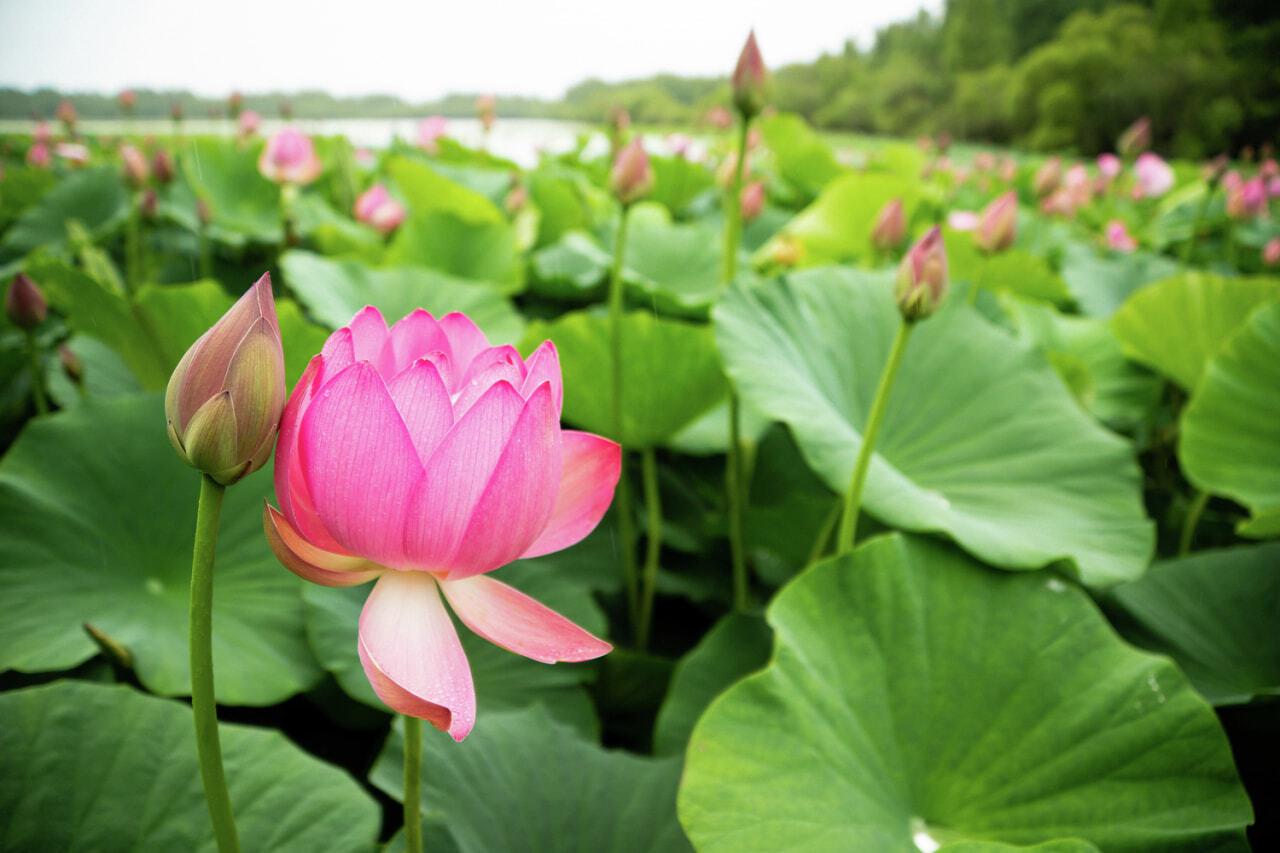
[
  {"x1": 871, "y1": 198, "x2": 907, "y2": 251},
  {"x1": 120, "y1": 143, "x2": 149, "y2": 187},
  {"x1": 26, "y1": 141, "x2": 51, "y2": 168},
  {"x1": 417, "y1": 116, "x2": 448, "y2": 153},
  {"x1": 238, "y1": 110, "x2": 261, "y2": 136},
  {"x1": 1105, "y1": 220, "x2": 1137, "y2": 252},
  {"x1": 947, "y1": 210, "x2": 979, "y2": 231},
  {"x1": 353, "y1": 147, "x2": 376, "y2": 169},
  {"x1": 258, "y1": 127, "x2": 321, "y2": 185},
  {"x1": 353, "y1": 184, "x2": 406, "y2": 234},
  {"x1": 55, "y1": 143, "x2": 89, "y2": 165},
  {"x1": 33, "y1": 122, "x2": 52, "y2": 144},
  {"x1": 1263, "y1": 238, "x2": 1280, "y2": 267},
  {"x1": 476, "y1": 95, "x2": 497, "y2": 131},
  {"x1": 264, "y1": 307, "x2": 619, "y2": 740},
  {"x1": 1227, "y1": 177, "x2": 1268, "y2": 220},
  {"x1": 740, "y1": 180, "x2": 766, "y2": 222},
  {"x1": 1223, "y1": 170, "x2": 1243, "y2": 193},
  {"x1": 705, "y1": 105, "x2": 733, "y2": 130},
  {"x1": 1261, "y1": 158, "x2": 1278, "y2": 180},
  {"x1": 999, "y1": 157, "x2": 1018, "y2": 184},
  {"x1": 974, "y1": 191, "x2": 1018, "y2": 253},
  {"x1": 1097, "y1": 153, "x2": 1122, "y2": 179},
  {"x1": 1134, "y1": 152, "x2": 1175, "y2": 197},
  {"x1": 974, "y1": 151, "x2": 996, "y2": 172},
  {"x1": 667, "y1": 133, "x2": 694, "y2": 159}
]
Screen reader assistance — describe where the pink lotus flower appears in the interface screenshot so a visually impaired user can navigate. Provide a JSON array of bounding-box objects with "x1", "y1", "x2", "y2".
[
  {"x1": 740, "y1": 180, "x2": 766, "y2": 223},
  {"x1": 1227, "y1": 177, "x2": 1267, "y2": 220},
  {"x1": 1105, "y1": 220, "x2": 1137, "y2": 252},
  {"x1": 946, "y1": 210, "x2": 979, "y2": 231},
  {"x1": 55, "y1": 143, "x2": 89, "y2": 166},
  {"x1": 264, "y1": 307, "x2": 619, "y2": 740},
  {"x1": 1134, "y1": 152, "x2": 1175, "y2": 198},
  {"x1": 871, "y1": 197, "x2": 907, "y2": 251},
  {"x1": 353, "y1": 184, "x2": 406, "y2": 234},
  {"x1": 238, "y1": 110, "x2": 261, "y2": 137},
  {"x1": 27, "y1": 141, "x2": 51, "y2": 169},
  {"x1": 1269, "y1": 177, "x2": 1280, "y2": 199},
  {"x1": 259, "y1": 128, "x2": 322, "y2": 185},
  {"x1": 1097, "y1": 153, "x2": 1122, "y2": 179},
  {"x1": 667, "y1": 133, "x2": 693, "y2": 158},
  {"x1": 1263, "y1": 238, "x2": 1280, "y2": 267},
  {"x1": 417, "y1": 116, "x2": 448, "y2": 153},
  {"x1": 33, "y1": 122, "x2": 52, "y2": 144},
  {"x1": 974, "y1": 191, "x2": 1018, "y2": 253},
  {"x1": 120, "y1": 144, "x2": 149, "y2": 187},
  {"x1": 705, "y1": 105, "x2": 733, "y2": 130}
]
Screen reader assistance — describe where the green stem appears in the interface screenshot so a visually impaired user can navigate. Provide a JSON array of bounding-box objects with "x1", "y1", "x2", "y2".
[
  {"x1": 25, "y1": 330, "x2": 48, "y2": 415},
  {"x1": 125, "y1": 199, "x2": 141, "y2": 295},
  {"x1": 636, "y1": 448, "x2": 663, "y2": 650},
  {"x1": 966, "y1": 254, "x2": 989, "y2": 306},
  {"x1": 1226, "y1": 220, "x2": 1237, "y2": 270},
  {"x1": 837, "y1": 319, "x2": 915, "y2": 554},
  {"x1": 403, "y1": 715, "x2": 422, "y2": 853},
  {"x1": 1179, "y1": 490, "x2": 1210, "y2": 557},
  {"x1": 804, "y1": 496, "x2": 844, "y2": 568},
  {"x1": 188, "y1": 475, "x2": 240, "y2": 853},
  {"x1": 199, "y1": 225, "x2": 213, "y2": 280},
  {"x1": 721, "y1": 118, "x2": 750, "y2": 285},
  {"x1": 608, "y1": 205, "x2": 639, "y2": 638},
  {"x1": 723, "y1": 115, "x2": 752, "y2": 610},
  {"x1": 1181, "y1": 186, "x2": 1214, "y2": 268}
]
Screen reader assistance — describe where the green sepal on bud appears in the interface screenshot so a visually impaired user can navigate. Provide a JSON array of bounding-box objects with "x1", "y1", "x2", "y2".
[
  {"x1": 731, "y1": 31, "x2": 768, "y2": 120},
  {"x1": 165, "y1": 272, "x2": 286, "y2": 486},
  {"x1": 894, "y1": 226, "x2": 949, "y2": 322}
]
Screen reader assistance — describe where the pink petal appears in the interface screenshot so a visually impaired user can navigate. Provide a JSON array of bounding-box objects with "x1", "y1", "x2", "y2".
[
  {"x1": 274, "y1": 356, "x2": 350, "y2": 554},
  {"x1": 439, "y1": 574, "x2": 612, "y2": 663},
  {"x1": 299, "y1": 362, "x2": 422, "y2": 567},
  {"x1": 444, "y1": 383, "x2": 561, "y2": 579},
  {"x1": 386, "y1": 358, "x2": 454, "y2": 464},
  {"x1": 521, "y1": 430, "x2": 621, "y2": 559},
  {"x1": 347, "y1": 306, "x2": 396, "y2": 379},
  {"x1": 438, "y1": 312, "x2": 490, "y2": 371},
  {"x1": 386, "y1": 309, "x2": 448, "y2": 375},
  {"x1": 264, "y1": 503, "x2": 382, "y2": 587},
  {"x1": 520, "y1": 340, "x2": 564, "y2": 414},
  {"x1": 402, "y1": 381, "x2": 524, "y2": 571},
  {"x1": 319, "y1": 327, "x2": 356, "y2": 384},
  {"x1": 452, "y1": 345, "x2": 527, "y2": 419},
  {"x1": 358, "y1": 571, "x2": 474, "y2": 741}
]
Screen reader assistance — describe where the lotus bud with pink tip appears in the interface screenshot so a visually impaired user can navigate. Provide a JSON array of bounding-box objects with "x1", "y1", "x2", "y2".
[
  {"x1": 476, "y1": 94, "x2": 497, "y2": 132},
  {"x1": 609, "y1": 137, "x2": 653, "y2": 206},
  {"x1": 6, "y1": 273, "x2": 48, "y2": 330},
  {"x1": 27, "y1": 142, "x2": 51, "y2": 169},
  {"x1": 974, "y1": 191, "x2": 1018, "y2": 254},
  {"x1": 259, "y1": 128, "x2": 322, "y2": 185},
  {"x1": 894, "y1": 226, "x2": 948, "y2": 322},
  {"x1": 56, "y1": 99, "x2": 77, "y2": 133},
  {"x1": 119, "y1": 89, "x2": 136, "y2": 114},
  {"x1": 238, "y1": 110, "x2": 261, "y2": 137},
  {"x1": 732, "y1": 30, "x2": 768, "y2": 119},
  {"x1": 417, "y1": 116, "x2": 448, "y2": 153},
  {"x1": 1117, "y1": 117, "x2": 1151, "y2": 160},
  {"x1": 1263, "y1": 238, "x2": 1280, "y2": 267},
  {"x1": 740, "y1": 180, "x2": 766, "y2": 223},
  {"x1": 870, "y1": 198, "x2": 906, "y2": 253},
  {"x1": 165, "y1": 273, "x2": 286, "y2": 486},
  {"x1": 1033, "y1": 157, "x2": 1062, "y2": 198},
  {"x1": 1105, "y1": 220, "x2": 1137, "y2": 252},
  {"x1": 1227, "y1": 177, "x2": 1267, "y2": 220},
  {"x1": 152, "y1": 149, "x2": 175, "y2": 185},
  {"x1": 262, "y1": 306, "x2": 620, "y2": 740},
  {"x1": 120, "y1": 144, "x2": 149, "y2": 188},
  {"x1": 353, "y1": 184, "x2": 406, "y2": 235}
]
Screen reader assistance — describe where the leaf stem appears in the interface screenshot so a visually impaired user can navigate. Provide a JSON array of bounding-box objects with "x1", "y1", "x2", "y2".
[
  {"x1": 403, "y1": 714, "x2": 422, "y2": 853},
  {"x1": 636, "y1": 447, "x2": 663, "y2": 650},
  {"x1": 837, "y1": 319, "x2": 915, "y2": 554},
  {"x1": 1179, "y1": 490, "x2": 1210, "y2": 557},
  {"x1": 1181, "y1": 186, "x2": 1214, "y2": 268},
  {"x1": 609, "y1": 205, "x2": 640, "y2": 639},
  {"x1": 188, "y1": 474, "x2": 240, "y2": 853},
  {"x1": 25, "y1": 329, "x2": 48, "y2": 415},
  {"x1": 723, "y1": 114, "x2": 752, "y2": 610}
]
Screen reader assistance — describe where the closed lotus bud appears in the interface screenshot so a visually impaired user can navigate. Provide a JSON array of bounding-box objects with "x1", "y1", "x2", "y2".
[
  {"x1": 1264, "y1": 238, "x2": 1280, "y2": 267},
  {"x1": 870, "y1": 198, "x2": 907, "y2": 253},
  {"x1": 140, "y1": 189, "x2": 159, "y2": 220},
  {"x1": 740, "y1": 180, "x2": 766, "y2": 223},
  {"x1": 259, "y1": 128, "x2": 322, "y2": 185},
  {"x1": 609, "y1": 137, "x2": 653, "y2": 206},
  {"x1": 1097, "y1": 153, "x2": 1122, "y2": 180},
  {"x1": 6, "y1": 273, "x2": 48, "y2": 329},
  {"x1": 120, "y1": 144, "x2": 149, "y2": 187},
  {"x1": 238, "y1": 110, "x2": 261, "y2": 137},
  {"x1": 196, "y1": 198, "x2": 213, "y2": 227},
  {"x1": 974, "y1": 191, "x2": 1018, "y2": 254},
  {"x1": 228, "y1": 90, "x2": 244, "y2": 118},
  {"x1": 151, "y1": 149, "x2": 174, "y2": 185},
  {"x1": 58, "y1": 343, "x2": 83, "y2": 384},
  {"x1": 26, "y1": 141, "x2": 51, "y2": 169},
  {"x1": 56, "y1": 99, "x2": 77, "y2": 130},
  {"x1": 1105, "y1": 220, "x2": 1137, "y2": 252},
  {"x1": 706, "y1": 105, "x2": 733, "y2": 130},
  {"x1": 1117, "y1": 117, "x2": 1151, "y2": 160},
  {"x1": 894, "y1": 227, "x2": 948, "y2": 322},
  {"x1": 118, "y1": 89, "x2": 136, "y2": 113},
  {"x1": 1033, "y1": 157, "x2": 1062, "y2": 198},
  {"x1": 165, "y1": 273, "x2": 286, "y2": 486},
  {"x1": 476, "y1": 94, "x2": 497, "y2": 131},
  {"x1": 732, "y1": 31, "x2": 768, "y2": 120},
  {"x1": 505, "y1": 183, "x2": 529, "y2": 215}
]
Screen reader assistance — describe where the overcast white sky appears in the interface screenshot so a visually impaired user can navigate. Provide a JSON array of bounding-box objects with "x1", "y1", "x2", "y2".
[{"x1": 0, "y1": 0, "x2": 942, "y2": 101}]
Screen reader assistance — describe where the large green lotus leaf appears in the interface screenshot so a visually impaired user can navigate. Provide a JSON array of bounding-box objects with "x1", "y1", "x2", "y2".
[
  {"x1": 302, "y1": 552, "x2": 608, "y2": 736},
  {"x1": 757, "y1": 171, "x2": 918, "y2": 267},
  {"x1": 384, "y1": 209, "x2": 521, "y2": 286},
  {"x1": 371, "y1": 704, "x2": 691, "y2": 853},
  {"x1": 758, "y1": 112, "x2": 847, "y2": 197},
  {"x1": 45, "y1": 335, "x2": 143, "y2": 408},
  {"x1": 281, "y1": 249, "x2": 524, "y2": 345},
  {"x1": 0, "y1": 681, "x2": 379, "y2": 853},
  {"x1": 678, "y1": 534, "x2": 1252, "y2": 853},
  {"x1": 1109, "y1": 544, "x2": 1280, "y2": 705},
  {"x1": 527, "y1": 166, "x2": 597, "y2": 247},
  {"x1": 715, "y1": 268, "x2": 1152, "y2": 585},
  {"x1": 180, "y1": 136, "x2": 283, "y2": 244},
  {"x1": 0, "y1": 164, "x2": 57, "y2": 231},
  {"x1": 1058, "y1": 241, "x2": 1181, "y2": 318},
  {"x1": 947, "y1": 230, "x2": 1072, "y2": 305},
  {"x1": 1000, "y1": 295, "x2": 1161, "y2": 429},
  {"x1": 623, "y1": 217, "x2": 723, "y2": 317},
  {"x1": 1179, "y1": 301, "x2": 1280, "y2": 527},
  {"x1": 652, "y1": 612, "x2": 772, "y2": 756},
  {"x1": 648, "y1": 153, "x2": 716, "y2": 216},
  {"x1": 528, "y1": 231, "x2": 611, "y2": 299},
  {"x1": 523, "y1": 310, "x2": 728, "y2": 450},
  {"x1": 0, "y1": 166, "x2": 128, "y2": 264},
  {"x1": 386, "y1": 155, "x2": 504, "y2": 225},
  {"x1": 0, "y1": 396, "x2": 323, "y2": 705},
  {"x1": 1111, "y1": 272, "x2": 1280, "y2": 390}
]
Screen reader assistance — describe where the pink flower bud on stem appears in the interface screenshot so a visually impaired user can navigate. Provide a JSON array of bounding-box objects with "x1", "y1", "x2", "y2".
[
  {"x1": 7, "y1": 274, "x2": 50, "y2": 415},
  {"x1": 732, "y1": 31, "x2": 769, "y2": 120},
  {"x1": 974, "y1": 191, "x2": 1018, "y2": 255},
  {"x1": 894, "y1": 226, "x2": 949, "y2": 322},
  {"x1": 609, "y1": 137, "x2": 654, "y2": 206},
  {"x1": 870, "y1": 198, "x2": 907, "y2": 254}
]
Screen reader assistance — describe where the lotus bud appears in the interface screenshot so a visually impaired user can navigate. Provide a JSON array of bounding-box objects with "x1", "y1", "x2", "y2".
[
  {"x1": 228, "y1": 90, "x2": 244, "y2": 118},
  {"x1": 118, "y1": 89, "x2": 136, "y2": 114},
  {"x1": 196, "y1": 198, "x2": 213, "y2": 227},
  {"x1": 417, "y1": 115, "x2": 447, "y2": 153},
  {"x1": 894, "y1": 227, "x2": 948, "y2": 322},
  {"x1": 1105, "y1": 220, "x2": 1137, "y2": 252},
  {"x1": 1033, "y1": 157, "x2": 1062, "y2": 198},
  {"x1": 353, "y1": 184, "x2": 406, "y2": 234},
  {"x1": 1097, "y1": 153, "x2": 1122, "y2": 180},
  {"x1": 139, "y1": 189, "x2": 159, "y2": 220},
  {"x1": 476, "y1": 94, "x2": 497, "y2": 131},
  {"x1": 974, "y1": 191, "x2": 1018, "y2": 254},
  {"x1": 1227, "y1": 177, "x2": 1267, "y2": 220},
  {"x1": 504, "y1": 183, "x2": 529, "y2": 216},
  {"x1": 120, "y1": 144, "x2": 149, "y2": 188},
  {"x1": 56, "y1": 99, "x2": 77, "y2": 132},
  {"x1": 165, "y1": 273, "x2": 286, "y2": 486},
  {"x1": 740, "y1": 180, "x2": 766, "y2": 223},
  {"x1": 238, "y1": 110, "x2": 261, "y2": 137},
  {"x1": 1134, "y1": 152, "x2": 1174, "y2": 198},
  {"x1": 151, "y1": 149, "x2": 174, "y2": 185},
  {"x1": 732, "y1": 31, "x2": 768, "y2": 120},
  {"x1": 259, "y1": 128, "x2": 322, "y2": 185},
  {"x1": 609, "y1": 137, "x2": 653, "y2": 206},
  {"x1": 1264, "y1": 238, "x2": 1280, "y2": 267},
  {"x1": 58, "y1": 343, "x2": 83, "y2": 385},
  {"x1": 706, "y1": 105, "x2": 733, "y2": 130},
  {"x1": 6, "y1": 273, "x2": 48, "y2": 329},
  {"x1": 999, "y1": 157, "x2": 1018, "y2": 184},
  {"x1": 26, "y1": 142, "x2": 51, "y2": 169},
  {"x1": 870, "y1": 198, "x2": 907, "y2": 253},
  {"x1": 1117, "y1": 117, "x2": 1150, "y2": 160}
]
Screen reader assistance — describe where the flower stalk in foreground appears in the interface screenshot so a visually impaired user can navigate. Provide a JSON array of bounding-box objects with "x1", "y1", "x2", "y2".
[
  {"x1": 167, "y1": 273, "x2": 286, "y2": 853},
  {"x1": 837, "y1": 227, "x2": 948, "y2": 553}
]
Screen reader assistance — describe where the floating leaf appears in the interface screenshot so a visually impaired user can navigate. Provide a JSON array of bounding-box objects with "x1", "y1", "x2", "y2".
[
  {"x1": 180, "y1": 137, "x2": 282, "y2": 244},
  {"x1": 758, "y1": 112, "x2": 847, "y2": 198},
  {"x1": 0, "y1": 166, "x2": 128, "y2": 264},
  {"x1": 1058, "y1": 241, "x2": 1180, "y2": 318}
]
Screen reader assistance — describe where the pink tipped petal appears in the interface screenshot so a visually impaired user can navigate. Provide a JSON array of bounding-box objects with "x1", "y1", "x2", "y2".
[
  {"x1": 520, "y1": 340, "x2": 564, "y2": 414},
  {"x1": 346, "y1": 306, "x2": 396, "y2": 378},
  {"x1": 359, "y1": 571, "x2": 474, "y2": 740},
  {"x1": 320, "y1": 328, "x2": 357, "y2": 383},
  {"x1": 403, "y1": 381, "x2": 525, "y2": 570},
  {"x1": 445, "y1": 383, "x2": 561, "y2": 579},
  {"x1": 274, "y1": 354, "x2": 323, "y2": 524},
  {"x1": 521, "y1": 430, "x2": 621, "y2": 559},
  {"x1": 438, "y1": 312, "x2": 490, "y2": 371},
  {"x1": 386, "y1": 358, "x2": 454, "y2": 464},
  {"x1": 387, "y1": 310, "x2": 447, "y2": 375},
  {"x1": 264, "y1": 504, "x2": 382, "y2": 587},
  {"x1": 299, "y1": 362, "x2": 423, "y2": 567},
  {"x1": 440, "y1": 574, "x2": 612, "y2": 663},
  {"x1": 452, "y1": 345, "x2": 527, "y2": 419}
]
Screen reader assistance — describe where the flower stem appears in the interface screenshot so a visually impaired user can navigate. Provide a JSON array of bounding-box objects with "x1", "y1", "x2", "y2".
[
  {"x1": 188, "y1": 475, "x2": 240, "y2": 853},
  {"x1": 125, "y1": 199, "x2": 141, "y2": 295},
  {"x1": 1179, "y1": 490, "x2": 1210, "y2": 557},
  {"x1": 721, "y1": 118, "x2": 750, "y2": 285},
  {"x1": 636, "y1": 448, "x2": 663, "y2": 650},
  {"x1": 1181, "y1": 186, "x2": 1214, "y2": 268},
  {"x1": 25, "y1": 330, "x2": 48, "y2": 415},
  {"x1": 403, "y1": 714, "x2": 422, "y2": 853},
  {"x1": 804, "y1": 496, "x2": 844, "y2": 568},
  {"x1": 723, "y1": 115, "x2": 752, "y2": 611},
  {"x1": 608, "y1": 205, "x2": 640, "y2": 639},
  {"x1": 837, "y1": 319, "x2": 914, "y2": 554}
]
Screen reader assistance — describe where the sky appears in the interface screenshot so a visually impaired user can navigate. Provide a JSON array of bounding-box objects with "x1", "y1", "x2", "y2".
[{"x1": 0, "y1": 0, "x2": 943, "y2": 101}]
